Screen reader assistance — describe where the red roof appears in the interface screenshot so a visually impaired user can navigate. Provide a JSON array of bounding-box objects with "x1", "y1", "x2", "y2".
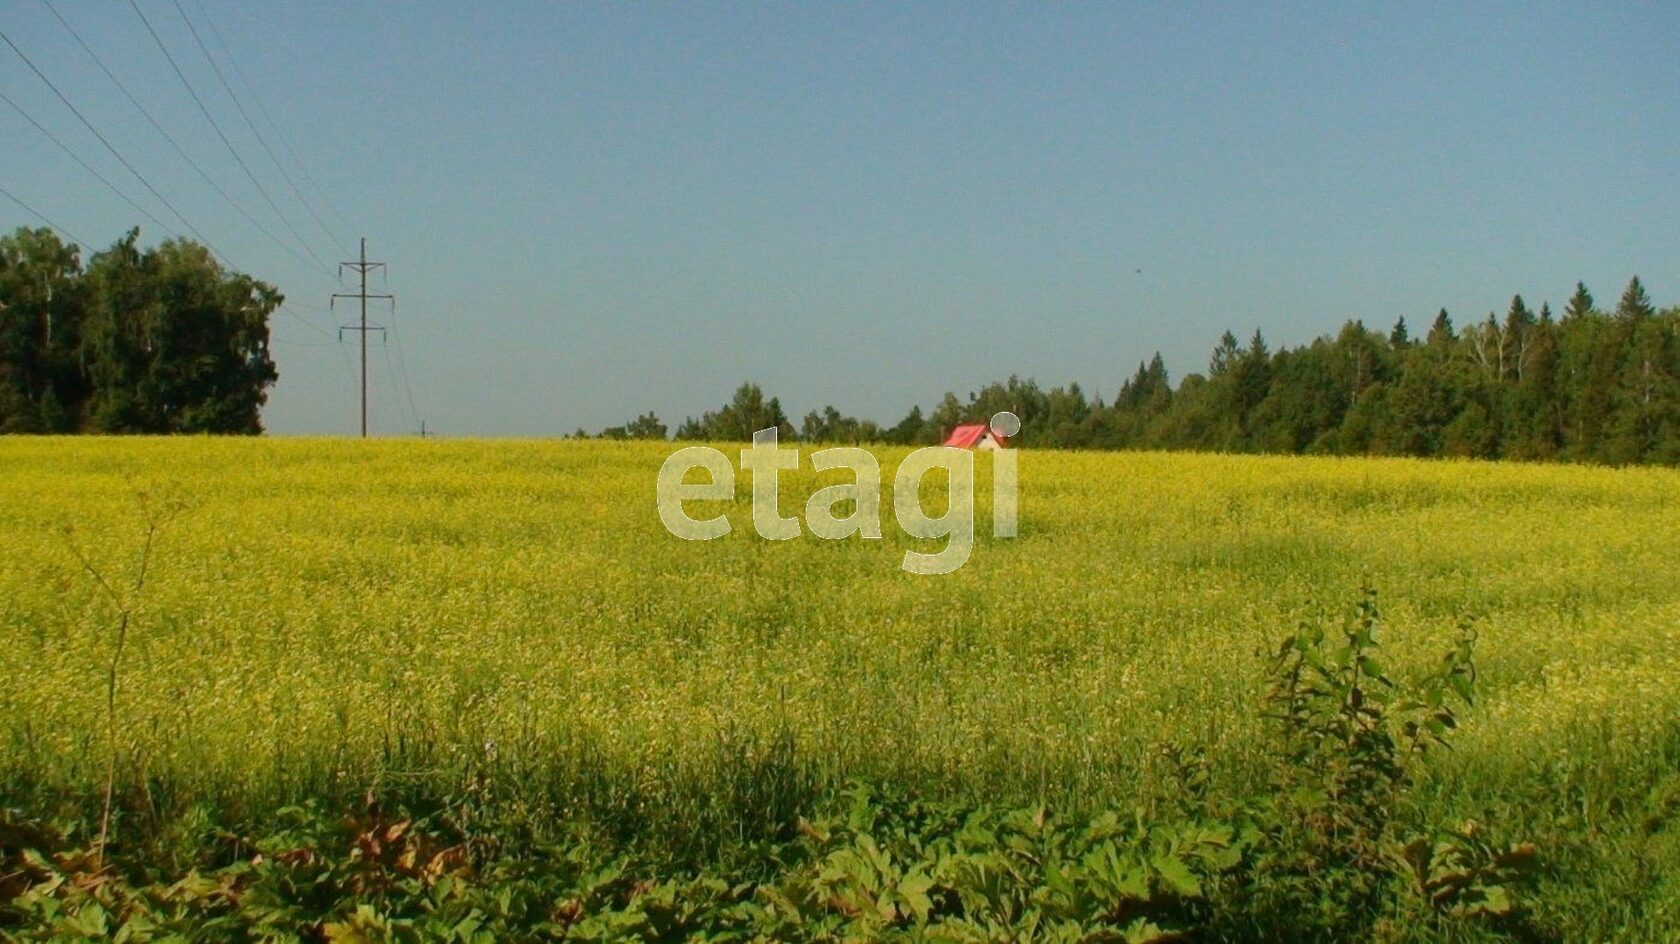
[{"x1": 943, "y1": 424, "x2": 1007, "y2": 448}]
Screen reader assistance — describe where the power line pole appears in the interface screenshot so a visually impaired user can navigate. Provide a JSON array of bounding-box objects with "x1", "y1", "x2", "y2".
[{"x1": 332, "y1": 237, "x2": 390, "y2": 437}]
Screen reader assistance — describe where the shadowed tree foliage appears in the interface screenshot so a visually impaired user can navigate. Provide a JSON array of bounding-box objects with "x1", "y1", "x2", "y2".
[
  {"x1": 0, "y1": 227, "x2": 280, "y2": 434},
  {"x1": 0, "y1": 227, "x2": 87, "y2": 433}
]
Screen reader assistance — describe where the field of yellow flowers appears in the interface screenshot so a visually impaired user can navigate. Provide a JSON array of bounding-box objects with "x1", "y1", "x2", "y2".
[{"x1": 1, "y1": 438, "x2": 1678, "y2": 938}]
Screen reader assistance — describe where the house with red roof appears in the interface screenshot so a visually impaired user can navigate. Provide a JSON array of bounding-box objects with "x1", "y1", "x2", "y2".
[{"x1": 943, "y1": 423, "x2": 1009, "y2": 450}]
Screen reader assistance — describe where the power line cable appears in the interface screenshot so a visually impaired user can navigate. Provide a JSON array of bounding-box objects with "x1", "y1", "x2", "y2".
[
  {"x1": 1, "y1": 61, "x2": 331, "y2": 344},
  {"x1": 385, "y1": 301, "x2": 424, "y2": 433},
  {"x1": 276, "y1": 302, "x2": 333, "y2": 339},
  {"x1": 0, "y1": 199, "x2": 338, "y2": 399},
  {"x1": 0, "y1": 182, "x2": 91, "y2": 250},
  {"x1": 272, "y1": 296, "x2": 339, "y2": 336},
  {"x1": 0, "y1": 90, "x2": 182, "y2": 241},
  {"x1": 377, "y1": 336, "x2": 411, "y2": 433},
  {"x1": 369, "y1": 262, "x2": 422, "y2": 430},
  {"x1": 38, "y1": 0, "x2": 334, "y2": 282},
  {"x1": 170, "y1": 0, "x2": 351, "y2": 259},
  {"x1": 191, "y1": 0, "x2": 360, "y2": 245},
  {"x1": 11, "y1": 4, "x2": 385, "y2": 405},
  {"x1": 3, "y1": 95, "x2": 331, "y2": 340},
  {"x1": 268, "y1": 305, "x2": 330, "y2": 337},
  {"x1": 0, "y1": 26, "x2": 235, "y2": 262},
  {"x1": 125, "y1": 0, "x2": 334, "y2": 277}
]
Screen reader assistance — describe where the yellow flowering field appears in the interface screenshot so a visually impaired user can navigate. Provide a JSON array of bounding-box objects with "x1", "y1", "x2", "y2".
[{"x1": 2, "y1": 436, "x2": 1675, "y2": 820}]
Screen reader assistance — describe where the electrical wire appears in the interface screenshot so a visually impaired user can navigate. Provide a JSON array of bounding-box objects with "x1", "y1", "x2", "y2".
[
  {"x1": 40, "y1": 0, "x2": 336, "y2": 284},
  {"x1": 196, "y1": 0, "x2": 361, "y2": 250},
  {"x1": 275, "y1": 302, "x2": 334, "y2": 339},
  {"x1": 0, "y1": 26, "x2": 237, "y2": 265},
  {"x1": 191, "y1": 0, "x2": 360, "y2": 246},
  {"x1": 270, "y1": 335, "x2": 339, "y2": 349},
  {"x1": 125, "y1": 0, "x2": 334, "y2": 278},
  {"x1": 5, "y1": 16, "x2": 342, "y2": 383},
  {"x1": 23, "y1": 3, "x2": 417, "y2": 433},
  {"x1": 0, "y1": 182, "x2": 91, "y2": 251},
  {"x1": 370, "y1": 264, "x2": 423, "y2": 431},
  {"x1": 0, "y1": 89, "x2": 182, "y2": 242},
  {"x1": 384, "y1": 302, "x2": 424, "y2": 434},
  {"x1": 170, "y1": 0, "x2": 351, "y2": 259},
  {"x1": 192, "y1": 0, "x2": 359, "y2": 251},
  {"x1": 3, "y1": 169, "x2": 326, "y2": 341},
  {"x1": 2, "y1": 96, "x2": 333, "y2": 341}
]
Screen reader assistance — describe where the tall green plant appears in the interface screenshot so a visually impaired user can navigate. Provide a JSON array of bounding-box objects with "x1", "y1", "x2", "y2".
[{"x1": 1246, "y1": 588, "x2": 1532, "y2": 937}]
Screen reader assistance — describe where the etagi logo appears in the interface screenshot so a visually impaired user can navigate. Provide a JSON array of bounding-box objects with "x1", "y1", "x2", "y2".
[{"x1": 657, "y1": 412, "x2": 1020, "y2": 575}]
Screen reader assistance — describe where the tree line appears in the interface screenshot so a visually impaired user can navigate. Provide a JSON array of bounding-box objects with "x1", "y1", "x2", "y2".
[
  {"x1": 7, "y1": 222, "x2": 1671, "y2": 461},
  {"x1": 0, "y1": 227, "x2": 280, "y2": 434},
  {"x1": 594, "y1": 276, "x2": 1680, "y2": 465}
]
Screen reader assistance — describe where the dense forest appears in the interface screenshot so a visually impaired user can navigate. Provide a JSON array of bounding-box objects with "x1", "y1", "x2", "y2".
[
  {"x1": 0, "y1": 227, "x2": 280, "y2": 434},
  {"x1": 598, "y1": 277, "x2": 1680, "y2": 465}
]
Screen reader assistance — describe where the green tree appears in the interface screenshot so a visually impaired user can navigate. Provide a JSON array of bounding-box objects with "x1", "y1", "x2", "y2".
[
  {"x1": 1442, "y1": 401, "x2": 1498, "y2": 458},
  {"x1": 1557, "y1": 306, "x2": 1616, "y2": 460},
  {"x1": 1106, "y1": 353, "x2": 1173, "y2": 446},
  {"x1": 1608, "y1": 313, "x2": 1676, "y2": 462},
  {"x1": 1189, "y1": 332, "x2": 1246, "y2": 449},
  {"x1": 801, "y1": 405, "x2": 880, "y2": 443},
  {"x1": 600, "y1": 411, "x2": 667, "y2": 440},
  {"x1": 1427, "y1": 309, "x2": 1455, "y2": 346},
  {"x1": 1376, "y1": 331, "x2": 1461, "y2": 457},
  {"x1": 1502, "y1": 295, "x2": 1536, "y2": 383},
  {"x1": 1388, "y1": 317, "x2": 1410, "y2": 349},
  {"x1": 2, "y1": 227, "x2": 279, "y2": 435},
  {"x1": 1230, "y1": 329, "x2": 1273, "y2": 443},
  {"x1": 1250, "y1": 341, "x2": 1341, "y2": 453},
  {"x1": 927, "y1": 391, "x2": 968, "y2": 441},
  {"x1": 692, "y1": 382, "x2": 793, "y2": 441},
  {"x1": 673, "y1": 416, "x2": 704, "y2": 440},
  {"x1": 137, "y1": 238, "x2": 279, "y2": 433},
  {"x1": 1506, "y1": 303, "x2": 1563, "y2": 459},
  {"x1": 886, "y1": 404, "x2": 935, "y2": 445},
  {"x1": 1603, "y1": 277, "x2": 1667, "y2": 462},
  {"x1": 1210, "y1": 330, "x2": 1242, "y2": 377},
  {"x1": 0, "y1": 228, "x2": 87, "y2": 432},
  {"x1": 1563, "y1": 281, "x2": 1594, "y2": 321},
  {"x1": 1616, "y1": 275, "x2": 1654, "y2": 322}
]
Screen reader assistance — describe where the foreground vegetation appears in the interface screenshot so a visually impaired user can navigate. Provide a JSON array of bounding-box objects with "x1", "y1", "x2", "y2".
[{"x1": 2, "y1": 439, "x2": 1678, "y2": 939}]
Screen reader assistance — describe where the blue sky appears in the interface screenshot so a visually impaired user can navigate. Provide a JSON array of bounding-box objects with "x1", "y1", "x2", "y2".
[{"x1": 3, "y1": 2, "x2": 1677, "y2": 436}]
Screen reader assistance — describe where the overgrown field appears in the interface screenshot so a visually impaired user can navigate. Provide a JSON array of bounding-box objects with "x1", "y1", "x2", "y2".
[{"x1": 2, "y1": 439, "x2": 1678, "y2": 940}]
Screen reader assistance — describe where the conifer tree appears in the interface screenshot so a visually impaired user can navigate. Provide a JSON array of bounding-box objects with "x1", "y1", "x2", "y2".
[
  {"x1": 1616, "y1": 276, "x2": 1654, "y2": 322},
  {"x1": 1564, "y1": 282, "x2": 1594, "y2": 321},
  {"x1": 1389, "y1": 317, "x2": 1410, "y2": 348}
]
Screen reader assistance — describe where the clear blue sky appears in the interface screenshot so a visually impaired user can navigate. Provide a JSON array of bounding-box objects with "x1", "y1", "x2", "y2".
[{"x1": 3, "y1": 2, "x2": 1677, "y2": 436}]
